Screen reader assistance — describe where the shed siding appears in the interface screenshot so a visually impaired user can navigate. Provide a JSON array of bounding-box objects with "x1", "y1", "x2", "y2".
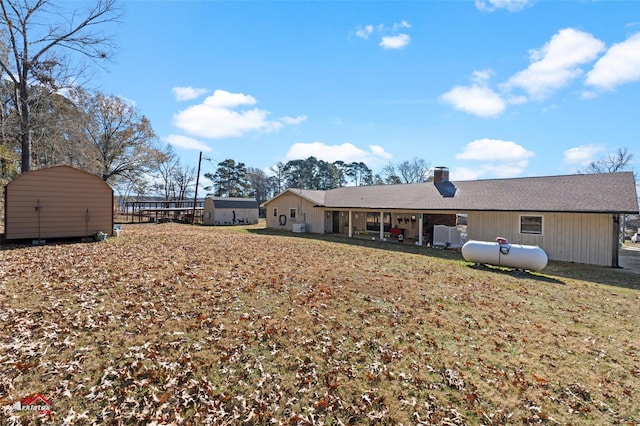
[
  {"x1": 203, "y1": 197, "x2": 215, "y2": 226},
  {"x1": 203, "y1": 197, "x2": 258, "y2": 225},
  {"x1": 467, "y1": 211, "x2": 612, "y2": 266},
  {"x1": 265, "y1": 193, "x2": 324, "y2": 233},
  {"x1": 5, "y1": 167, "x2": 113, "y2": 240}
]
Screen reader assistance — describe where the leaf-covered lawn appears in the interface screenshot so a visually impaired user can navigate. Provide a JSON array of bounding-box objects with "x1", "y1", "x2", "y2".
[{"x1": 1, "y1": 223, "x2": 639, "y2": 425}]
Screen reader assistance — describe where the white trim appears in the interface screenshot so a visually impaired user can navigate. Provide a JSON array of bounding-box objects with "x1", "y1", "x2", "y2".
[{"x1": 519, "y1": 214, "x2": 544, "y2": 235}]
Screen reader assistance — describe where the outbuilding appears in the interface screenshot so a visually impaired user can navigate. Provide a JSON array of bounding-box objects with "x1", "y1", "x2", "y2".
[
  {"x1": 203, "y1": 196, "x2": 259, "y2": 226},
  {"x1": 262, "y1": 168, "x2": 639, "y2": 267},
  {"x1": 3, "y1": 166, "x2": 114, "y2": 241}
]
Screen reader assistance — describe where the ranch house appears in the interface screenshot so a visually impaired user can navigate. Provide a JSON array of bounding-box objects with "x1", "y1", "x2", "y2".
[{"x1": 262, "y1": 168, "x2": 639, "y2": 267}]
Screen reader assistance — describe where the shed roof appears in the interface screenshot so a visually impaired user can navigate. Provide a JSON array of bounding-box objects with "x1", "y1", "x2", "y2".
[
  {"x1": 268, "y1": 172, "x2": 639, "y2": 214},
  {"x1": 207, "y1": 197, "x2": 259, "y2": 209},
  {"x1": 7, "y1": 165, "x2": 111, "y2": 188}
]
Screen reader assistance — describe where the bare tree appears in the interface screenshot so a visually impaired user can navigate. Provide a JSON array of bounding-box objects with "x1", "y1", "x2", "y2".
[
  {"x1": 398, "y1": 157, "x2": 431, "y2": 183},
  {"x1": 172, "y1": 163, "x2": 196, "y2": 200},
  {"x1": 154, "y1": 144, "x2": 180, "y2": 200},
  {"x1": 30, "y1": 89, "x2": 95, "y2": 170},
  {"x1": 381, "y1": 162, "x2": 401, "y2": 184},
  {"x1": 0, "y1": 82, "x2": 19, "y2": 184},
  {"x1": 582, "y1": 147, "x2": 633, "y2": 174},
  {"x1": 75, "y1": 89, "x2": 159, "y2": 184},
  {"x1": 580, "y1": 147, "x2": 638, "y2": 239},
  {"x1": 382, "y1": 157, "x2": 431, "y2": 184},
  {"x1": 0, "y1": 0, "x2": 119, "y2": 172}
]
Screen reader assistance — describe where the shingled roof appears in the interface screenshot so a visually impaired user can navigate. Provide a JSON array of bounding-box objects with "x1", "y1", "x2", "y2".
[
  {"x1": 278, "y1": 172, "x2": 638, "y2": 214},
  {"x1": 208, "y1": 197, "x2": 259, "y2": 209}
]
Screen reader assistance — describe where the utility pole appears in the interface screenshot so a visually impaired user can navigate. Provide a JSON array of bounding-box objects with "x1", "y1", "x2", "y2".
[{"x1": 191, "y1": 151, "x2": 202, "y2": 224}]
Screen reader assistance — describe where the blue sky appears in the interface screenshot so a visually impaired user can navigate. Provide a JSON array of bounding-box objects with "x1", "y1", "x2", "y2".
[{"x1": 92, "y1": 0, "x2": 640, "y2": 181}]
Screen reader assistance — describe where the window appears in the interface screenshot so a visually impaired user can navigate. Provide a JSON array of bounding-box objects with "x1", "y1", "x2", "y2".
[
  {"x1": 364, "y1": 212, "x2": 391, "y2": 231},
  {"x1": 520, "y1": 215, "x2": 543, "y2": 235},
  {"x1": 290, "y1": 208, "x2": 296, "y2": 219},
  {"x1": 273, "y1": 208, "x2": 278, "y2": 217}
]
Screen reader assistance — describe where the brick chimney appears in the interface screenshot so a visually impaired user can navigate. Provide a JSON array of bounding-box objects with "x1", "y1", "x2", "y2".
[
  {"x1": 433, "y1": 166, "x2": 449, "y2": 183},
  {"x1": 433, "y1": 166, "x2": 456, "y2": 197}
]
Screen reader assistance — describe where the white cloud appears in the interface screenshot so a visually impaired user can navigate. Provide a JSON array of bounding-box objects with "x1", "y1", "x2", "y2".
[
  {"x1": 164, "y1": 134, "x2": 213, "y2": 152},
  {"x1": 504, "y1": 28, "x2": 605, "y2": 100},
  {"x1": 453, "y1": 162, "x2": 530, "y2": 180},
  {"x1": 475, "y1": 0, "x2": 531, "y2": 12},
  {"x1": 355, "y1": 25, "x2": 374, "y2": 40},
  {"x1": 440, "y1": 85, "x2": 506, "y2": 117},
  {"x1": 442, "y1": 29, "x2": 607, "y2": 116},
  {"x1": 484, "y1": 160, "x2": 531, "y2": 178},
  {"x1": 355, "y1": 21, "x2": 411, "y2": 49},
  {"x1": 585, "y1": 32, "x2": 640, "y2": 90},
  {"x1": 380, "y1": 33, "x2": 411, "y2": 50},
  {"x1": 370, "y1": 145, "x2": 392, "y2": 159},
  {"x1": 455, "y1": 162, "x2": 529, "y2": 179},
  {"x1": 172, "y1": 89, "x2": 303, "y2": 139},
  {"x1": 393, "y1": 20, "x2": 411, "y2": 31},
  {"x1": 280, "y1": 115, "x2": 308, "y2": 125},
  {"x1": 284, "y1": 142, "x2": 392, "y2": 167},
  {"x1": 562, "y1": 144, "x2": 606, "y2": 166},
  {"x1": 471, "y1": 69, "x2": 494, "y2": 84},
  {"x1": 172, "y1": 86, "x2": 209, "y2": 101},
  {"x1": 457, "y1": 138, "x2": 534, "y2": 162},
  {"x1": 203, "y1": 90, "x2": 257, "y2": 108},
  {"x1": 455, "y1": 138, "x2": 534, "y2": 177},
  {"x1": 451, "y1": 167, "x2": 485, "y2": 181}
]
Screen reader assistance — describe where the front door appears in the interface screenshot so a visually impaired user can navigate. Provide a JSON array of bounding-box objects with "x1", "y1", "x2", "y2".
[{"x1": 332, "y1": 211, "x2": 340, "y2": 233}]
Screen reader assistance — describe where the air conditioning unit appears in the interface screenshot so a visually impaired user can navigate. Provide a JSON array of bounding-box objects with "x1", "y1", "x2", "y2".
[{"x1": 292, "y1": 223, "x2": 306, "y2": 233}]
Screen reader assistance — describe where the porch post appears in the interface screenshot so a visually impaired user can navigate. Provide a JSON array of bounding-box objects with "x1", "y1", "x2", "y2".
[
  {"x1": 379, "y1": 211, "x2": 384, "y2": 240},
  {"x1": 612, "y1": 214, "x2": 620, "y2": 267},
  {"x1": 348, "y1": 210, "x2": 353, "y2": 238},
  {"x1": 418, "y1": 214, "x2": 424, "y2": 246}
]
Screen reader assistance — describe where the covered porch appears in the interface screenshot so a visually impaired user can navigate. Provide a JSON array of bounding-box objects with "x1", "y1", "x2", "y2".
[{"x1": 324, "y1": 209, "x2": 466, "y2": 247}]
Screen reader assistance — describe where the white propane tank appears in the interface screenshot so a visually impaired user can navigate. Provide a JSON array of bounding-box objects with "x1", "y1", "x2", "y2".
[{"x1": 461, "y1": 238, "x2": 548, "y2": 271}]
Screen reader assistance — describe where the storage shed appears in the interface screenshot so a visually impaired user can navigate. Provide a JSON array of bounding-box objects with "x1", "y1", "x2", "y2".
[
  {"x1": 203, "y1": 196, "x2": 259, "y2": 226},
  {"x1": 3, "y1": 166, "x2": 114, "y2": 241}
]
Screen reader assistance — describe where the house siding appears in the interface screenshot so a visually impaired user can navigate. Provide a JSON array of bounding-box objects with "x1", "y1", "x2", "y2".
[
  {"x1": 261, "y1": 173, "x2": 638, "y2": 267},
  {"x1": 265, "y1": 192, "x2": 324, "y2": 233},
  {"x1": 5, "y1": 166, "x2": 113, "y2": 240},
  {"x1": 467, "y1": 211, "x2": 613, "y2": 266}
]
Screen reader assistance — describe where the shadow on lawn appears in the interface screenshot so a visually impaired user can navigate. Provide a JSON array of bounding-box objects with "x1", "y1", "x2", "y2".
[
  {"x1": 466, "y1": 263, "x2": 565, "y2": 285},
  {"x1": 248, "y1": 228, "x2": 640, "y2": 291}
]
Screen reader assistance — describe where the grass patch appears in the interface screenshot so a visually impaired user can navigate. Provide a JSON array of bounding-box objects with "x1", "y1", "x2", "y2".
[{"x1": 1, "y1": 223, "x2": 639, "y2": 424}]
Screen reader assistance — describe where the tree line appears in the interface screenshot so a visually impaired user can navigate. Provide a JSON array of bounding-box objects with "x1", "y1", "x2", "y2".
[{"x1": 200, "y1": 156, "x2": 433, "y2": 206}]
